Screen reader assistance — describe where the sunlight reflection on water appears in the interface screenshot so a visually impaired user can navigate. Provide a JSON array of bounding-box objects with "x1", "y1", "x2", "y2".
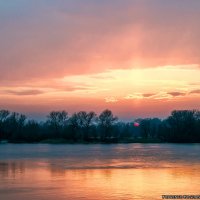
[{"x1": 0, "y1": 144, "x2": 200, "y2": 200}]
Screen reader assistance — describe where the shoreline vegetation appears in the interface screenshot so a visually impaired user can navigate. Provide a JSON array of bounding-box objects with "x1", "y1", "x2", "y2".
[
  {"x1": 0, "y1": 109, "x2": 200, "y2": 144},
  {"x1": 1, "y1": 138, "x2": 163, "y2": 144}
]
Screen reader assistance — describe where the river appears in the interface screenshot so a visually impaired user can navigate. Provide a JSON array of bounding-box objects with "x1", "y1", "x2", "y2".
[{"x1": 0, "y1": 144, "x2": 200, "y2": 200}]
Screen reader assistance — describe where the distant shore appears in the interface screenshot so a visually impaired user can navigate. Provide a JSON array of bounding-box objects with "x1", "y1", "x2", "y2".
[
  {"x1": 1, "y1": 109, "x2": 200, "y2": 144},
  {"x1": 1, "y1": 138, "x2": 200, "y2": 144}
]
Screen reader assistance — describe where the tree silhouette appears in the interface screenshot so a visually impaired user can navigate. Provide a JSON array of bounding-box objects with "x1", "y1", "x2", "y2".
[
  {"x1": 98, "y1": 109, "x2": 118, "y2": 141},
  {"x1": 6, "y1": 112, "x2": 26, "y2": 141},
  {"x1": 0, "y1": 109, "x2": 199, "y2": 143},
  {"x1": 0, "y1": 110, "x2": 10, "y2": 140},
  {"x1": 166, "y1": 110, "x2": 199, "y2": 142},
  {"x1": 46, "y1": 111, "x2": 68, "y2": 138}
]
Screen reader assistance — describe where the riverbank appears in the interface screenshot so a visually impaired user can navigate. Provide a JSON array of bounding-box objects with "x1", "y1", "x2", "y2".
[{"x1": 2, "y1": 138, "x2": 198, "y2": 144}]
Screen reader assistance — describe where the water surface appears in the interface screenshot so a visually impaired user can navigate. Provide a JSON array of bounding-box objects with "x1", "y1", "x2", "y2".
[{"x1": 0, "y1": 144, "x2": 200, "y2": 200}]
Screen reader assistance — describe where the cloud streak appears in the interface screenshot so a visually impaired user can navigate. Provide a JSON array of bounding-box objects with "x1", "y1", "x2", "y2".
[
  {"x1": 189, "y1": 89, "x2": 200, "y2": 94},
  {"x1": 167, "y1": 92, "x2": 186, "y2": 97},
  {"x1": 4, "y1": 89, "x2": 44, "y2": 96}
]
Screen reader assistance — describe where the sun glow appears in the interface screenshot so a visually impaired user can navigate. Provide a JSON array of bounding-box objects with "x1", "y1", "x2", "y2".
[{"x1": 0, "y1": 64, "x2": 199, "y2": 118}]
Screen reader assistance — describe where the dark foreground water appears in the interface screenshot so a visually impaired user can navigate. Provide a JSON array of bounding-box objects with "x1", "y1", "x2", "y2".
[{"x1": 0, "y1": 144, "x2": 200, "y2": 200}]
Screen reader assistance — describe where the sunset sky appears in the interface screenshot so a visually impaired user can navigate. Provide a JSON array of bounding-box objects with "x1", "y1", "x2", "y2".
[{"x1": 0, "y1": 0, "x2": 200, "y2": 120}]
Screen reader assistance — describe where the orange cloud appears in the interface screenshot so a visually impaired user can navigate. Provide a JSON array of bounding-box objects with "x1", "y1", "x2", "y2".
[
  {"x1": 189, "y1": 89, "x2": 200, "y2": 94},
  {"x1": 167, "y1": 92, "x2": 186, "y2": 97}
]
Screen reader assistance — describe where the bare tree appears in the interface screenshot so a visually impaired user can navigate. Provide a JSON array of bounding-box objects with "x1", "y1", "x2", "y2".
[
  {"x1": 98, "y1": 109, "x2": 118, "y2": 141},
  {"x1": 68, "y1": 111, "x2": 97, "y2": 141},
  {"x1": 46, "y1": 111, "x2": 68, "y2": 138},
  {"x1": 0, "y1": 110, "x2": 10, "y2": 140}
]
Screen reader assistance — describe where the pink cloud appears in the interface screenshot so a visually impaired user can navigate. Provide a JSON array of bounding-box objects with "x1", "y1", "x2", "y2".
[{"x1": 0, "y1": 0, "x2": 200, "y2": 84}]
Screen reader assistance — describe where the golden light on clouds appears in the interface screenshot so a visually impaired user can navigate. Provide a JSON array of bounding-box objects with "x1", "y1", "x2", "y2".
[{"x1": 0, "y1": 64, "x2": 199, "y2": 118}]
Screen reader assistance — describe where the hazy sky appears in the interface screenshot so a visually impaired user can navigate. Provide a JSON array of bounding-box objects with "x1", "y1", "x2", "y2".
[{"x1": 0, "y1": 0, "x2": 200, "y2": 120}]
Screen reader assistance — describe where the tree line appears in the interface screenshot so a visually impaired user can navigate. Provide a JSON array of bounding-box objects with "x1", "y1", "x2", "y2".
[{"x1": 0, "y1": 109, "x2": 199, "y2": 143}]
